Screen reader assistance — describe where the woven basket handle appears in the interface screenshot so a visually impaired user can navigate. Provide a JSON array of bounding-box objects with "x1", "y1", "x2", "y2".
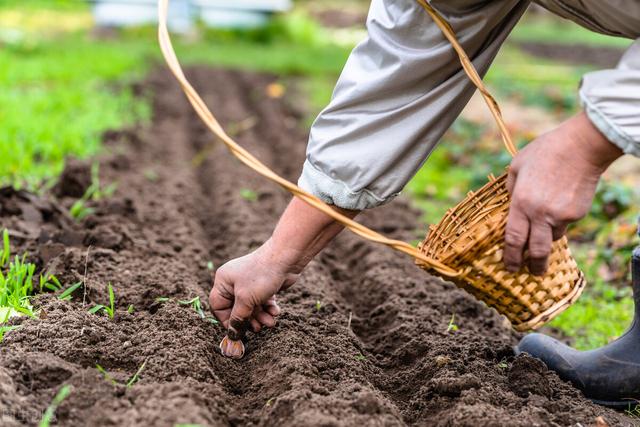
[{"x1": 157, "y1": 0, "x2": 514, "y2": 278}]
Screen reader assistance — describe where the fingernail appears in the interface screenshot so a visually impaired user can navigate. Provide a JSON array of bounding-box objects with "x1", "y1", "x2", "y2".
[
  {"x1": 219, "y1": 335, "x2": 245, "y2": 359},
  {"x1": 228, "y1": 319, "x2": 249, "y2": 341}
]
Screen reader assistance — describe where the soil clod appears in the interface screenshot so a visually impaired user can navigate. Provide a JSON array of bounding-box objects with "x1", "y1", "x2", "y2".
[{"x1": 0, "y1": 67, "x2": 632, "y2": 426}]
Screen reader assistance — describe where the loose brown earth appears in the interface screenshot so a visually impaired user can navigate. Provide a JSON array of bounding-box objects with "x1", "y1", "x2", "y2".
[{"x1": 0, "y1": 67, "x2": 634, "y2": 426}]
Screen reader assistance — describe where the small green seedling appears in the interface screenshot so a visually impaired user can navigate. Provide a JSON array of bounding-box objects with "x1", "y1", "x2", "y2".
[
  {"x1": 446, "y1": 314, "x2": 459, "y2": 333},
  {"x1": 265, "y1": 397, "x2": 275, "y2": 407},
  {"x1": 89, "y1": 283, "x2": 116, "y2": 319},
  {"x1": 95, "y1": 364, "x2": 118, "y2": 386},
  {"x1": 179, "y1": 296, "x2": 205, "y2": 319},
  {"x1": 69, "y1": 200, "x2": 95, "y2": 221},
  {"x1": 69, "y1": 164, "x2": 117, "y2": 221},
  {"x1": 127, "y1": 304, "x2": 135, "y2": 314},
  {"x1": 96, "y1": 360, "x2": 147, "y2": 388},
  {"x1": 126, "y1": 360, "x2": 147, "y2": 388},
  {"x1": 206, "y1": 316, "x2": 219, "y2": 325},
  {"x1": 206, "y1": 261, "x2": 214, "y2": 271},
  {"x1": 315, "y1": 300, "x2": 322, "y2": 312},
  {"x1": 143, "y1": 168, "x2": 159, "y2": 182},
  {"x1": 58, "y1": 282, "x2": 83, "y2": 301},
  {"x1": 40, "y1": 274, "x2": 62, "y2": 292},
  {"x1": 88, "y1": 163, "x2": 117, "y2": 200},
  {"x1": 239, "y1": 188, "x2": 258, "y2": 202},
  {"x1": 39, "y1": 384, "x2": 72, "y2": 427},
  {"x1": 155, "y1": 297, "x2": 171, "y2": 303},
  {"x1": 497, "y1": 358, "x2": 509, "y2": 370},
  {"x1": 355, "y1": 353, "x2": 367, "y2": 361}
]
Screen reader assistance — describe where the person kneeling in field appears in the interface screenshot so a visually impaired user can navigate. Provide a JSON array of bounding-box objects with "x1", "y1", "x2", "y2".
[{"x1": 211, "y1": 0, "x2": 640, "y2": 407}]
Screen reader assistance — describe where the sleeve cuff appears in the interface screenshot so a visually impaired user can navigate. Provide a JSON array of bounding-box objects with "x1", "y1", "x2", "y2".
[
  {"x1": 581, "y1": 92, "x2": 640, "y2": 157},
  {"x1": 297, "y1": 160, "x2": 398, "y2": 210}
]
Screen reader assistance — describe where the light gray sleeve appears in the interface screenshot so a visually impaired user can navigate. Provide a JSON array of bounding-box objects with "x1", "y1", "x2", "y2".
[
  {"x1": 580, "y1": 39, "x2": 640, "y2": 157},
  {"x1": 298, "y1": 0, "x2": 528, "y2": 210}
]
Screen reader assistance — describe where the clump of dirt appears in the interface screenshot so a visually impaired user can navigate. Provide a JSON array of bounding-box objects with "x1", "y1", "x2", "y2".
[
  {"x1": 52, "y1": 158, "x2": 92, "y2": 199},
  {"x1": 0, "y1": 67, "x2": 632, "y2": 426}
]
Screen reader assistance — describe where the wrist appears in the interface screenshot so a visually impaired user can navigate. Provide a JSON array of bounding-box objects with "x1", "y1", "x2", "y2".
[
  {"x1": 258, "y1": 238, "x2": 308, "y2": 275},
  {"x1": 570, "y1": 111, "x2": 623, "y2": 172}
]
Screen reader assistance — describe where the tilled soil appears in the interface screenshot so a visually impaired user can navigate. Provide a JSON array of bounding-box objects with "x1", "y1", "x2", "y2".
[{"x1": 0, "y1": 67, "x2": 633, "y2": 426}]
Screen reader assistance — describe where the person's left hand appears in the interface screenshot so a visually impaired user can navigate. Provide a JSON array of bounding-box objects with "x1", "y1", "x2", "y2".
[{"x1": 504, "y1": 112, "x2": 623, "y2": 276}]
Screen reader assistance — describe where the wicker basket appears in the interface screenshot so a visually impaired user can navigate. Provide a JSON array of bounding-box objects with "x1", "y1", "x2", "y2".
[{"x1": 417, "y1": 173, "x2": 586, "y2": 331}]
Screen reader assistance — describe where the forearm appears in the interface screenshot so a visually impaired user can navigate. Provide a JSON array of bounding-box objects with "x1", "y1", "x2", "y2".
[{"x1": 263, "y1": 197, "x2": 359, "y2": 274}]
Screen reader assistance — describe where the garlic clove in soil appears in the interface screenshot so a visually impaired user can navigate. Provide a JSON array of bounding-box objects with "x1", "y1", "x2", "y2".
[{"x1": 219, "y1": 335, "x2": 245, "y2": 359}]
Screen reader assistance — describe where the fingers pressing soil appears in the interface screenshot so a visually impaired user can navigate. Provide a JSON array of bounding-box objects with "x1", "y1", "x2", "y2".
[{"x1": 0, "y1": 67, "x2": 632, "y2": 426}]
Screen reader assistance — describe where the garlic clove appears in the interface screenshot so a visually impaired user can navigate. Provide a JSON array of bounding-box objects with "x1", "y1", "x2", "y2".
[{"x1": 219, "y1": 335, "x2": 245, "y2": 359}]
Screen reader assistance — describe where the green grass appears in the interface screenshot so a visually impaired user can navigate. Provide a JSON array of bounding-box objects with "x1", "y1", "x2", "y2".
[
  {"x1": 0, "y1": 34, "x2": 152, "y2": 189},
  {"x1": 549, "y1": 282, "x2": 633, "y2": 350},
  {"x1": 0, "y1": 2, "x2": 349, "y2": 190}
]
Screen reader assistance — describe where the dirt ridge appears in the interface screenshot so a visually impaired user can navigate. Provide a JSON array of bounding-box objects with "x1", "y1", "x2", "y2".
[{"x1": 0, "y1": 67, "x2": 633, "y2": 426}]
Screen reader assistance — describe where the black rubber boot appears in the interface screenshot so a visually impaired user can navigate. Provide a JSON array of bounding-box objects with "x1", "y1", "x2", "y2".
[{"x1": 516, "y1": 241, "x2": 640, "y2": 408}]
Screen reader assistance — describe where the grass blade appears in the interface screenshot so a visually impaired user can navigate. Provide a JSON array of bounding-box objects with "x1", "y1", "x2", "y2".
[
  {"x1": 126, "y1": 360, "x2": 147, "y2": 388},
  {"x1": 1, "y1": 229, "x2": 10, "y2": 267},
  {"x1": 39, "y1": 384, "x2": 71, "y2": 427},
  {"x1": 108, "y1": 283, "x2": 115, "y2": 312},
  {"x1": 58, "y1": 282, "x2": 83, "y2": 301},
  {"x1": 95, "y1": 364, "x2": 118, "y2": 386},
  {"x1": 88, "y1": 305, "x2": 105, "y2": 314}
]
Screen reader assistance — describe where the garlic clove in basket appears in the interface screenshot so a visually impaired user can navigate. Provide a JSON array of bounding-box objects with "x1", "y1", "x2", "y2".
[{"x1": 219, "y1": 335, "x2": 245, "y2": 359}]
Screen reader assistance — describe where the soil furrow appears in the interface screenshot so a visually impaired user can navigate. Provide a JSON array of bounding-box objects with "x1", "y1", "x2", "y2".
[{"x1": 0, "y1": 66, "x2": 633, "y2": 426}]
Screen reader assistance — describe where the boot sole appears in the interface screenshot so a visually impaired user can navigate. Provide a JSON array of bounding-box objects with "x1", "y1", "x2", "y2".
[{"x1": 590, "y1": 398, "x2": 640, "y2": 410}]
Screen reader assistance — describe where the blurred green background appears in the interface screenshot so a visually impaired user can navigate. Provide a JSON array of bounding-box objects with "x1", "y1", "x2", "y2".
[{"x1": 1, "y1": 0, "x2": 638, "y2": 349}]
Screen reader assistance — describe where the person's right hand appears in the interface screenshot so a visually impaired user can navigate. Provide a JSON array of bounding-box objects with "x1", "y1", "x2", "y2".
[{"x1": 209, "y1": 239, "x2": 299, "y2": 342}]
